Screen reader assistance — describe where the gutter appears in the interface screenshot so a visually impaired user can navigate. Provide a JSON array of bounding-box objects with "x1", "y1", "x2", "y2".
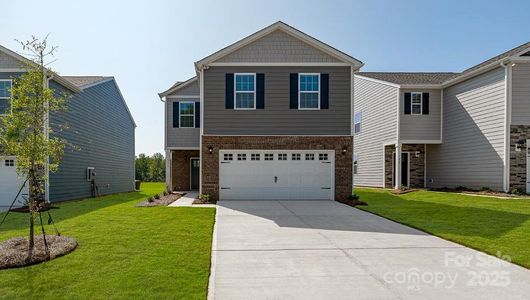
[{"x1": 500, "y1": 60, "x2": 513, "y2": 193}]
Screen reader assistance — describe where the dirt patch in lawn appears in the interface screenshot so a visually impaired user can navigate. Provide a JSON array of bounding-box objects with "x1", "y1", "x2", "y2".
[
  {"x1": 0, "y1": 235, "x2": 78, "y2": 270},
  {"x1": 136, "y1": 192, "x2": 183, "y2": 207}
]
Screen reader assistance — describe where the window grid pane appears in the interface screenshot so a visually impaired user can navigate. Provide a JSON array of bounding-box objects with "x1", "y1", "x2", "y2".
[
  {"x1": 305, "y1": 153, "x2": 315, "y2": 160},
  {"x1": 235, "y1": 92, "x2": 255, "y2": 109},
  {"x1": 300, "y1": 93, "x2": 319, "y2": 109},
  {"x1": 264, "y1": 153, "x2": 274, "y2": 161},
  {"x1": 180, "y1": 116, "x2": 194, "y2": 127},
  {"x1": 292, "y1": 153, "x2": 301, "y2": 161},
  {"x1": 237, "y1": 154, "x2": 246, "y2": 161},
  {"x1": 278, "y1": 154, "x2": 287, "y2": 161},
  {"x1": 251, "y1": 153, "x2": 260, "y2": 161},
  {"x1": 319, "y1": 153, "x2": 328, "y2": 161},
  {"x1": 224, "y1": 154, "x2": 233, "y2": 161}
]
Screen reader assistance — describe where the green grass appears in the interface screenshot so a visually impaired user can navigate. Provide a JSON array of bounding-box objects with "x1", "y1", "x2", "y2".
[
  {"x1": 356, "y1": 188, "x2": 530, "y2": 269},
  {"x1": 0, "y1": 183, "x2": 216, "y2": 299}
]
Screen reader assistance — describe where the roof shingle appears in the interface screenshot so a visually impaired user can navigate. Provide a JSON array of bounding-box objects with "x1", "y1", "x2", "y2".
[
  {"x1": 356, "y1": 72, "x2": 458, "y2": 85},
  {"x1": 63, "y1": 76, "x2": 112, "y2": 88}
]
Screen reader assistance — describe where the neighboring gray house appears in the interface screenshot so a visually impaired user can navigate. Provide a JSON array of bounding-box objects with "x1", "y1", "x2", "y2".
[
  {"x1": 0, "y1": 45, "x2": 136, "y2": 209},
  {"x1": 354, "y1": 42, "x2": 530, "y2": 193},
  {"x1": 160, "y1": 22, "x2": 361, "y2": 201}
]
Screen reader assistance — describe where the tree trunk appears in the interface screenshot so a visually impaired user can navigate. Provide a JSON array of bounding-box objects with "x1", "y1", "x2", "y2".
[{"x1": 28, "y1": 169, "x2": 35, "y2": 253}]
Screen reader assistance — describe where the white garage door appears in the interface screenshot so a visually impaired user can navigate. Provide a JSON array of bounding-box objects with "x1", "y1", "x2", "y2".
[
  {"x1": 219, "y1": 150, "x2": 334, "y2": 200},
  {"x1": 0, "y1": 157, "x2": 28, "y2": 211}
]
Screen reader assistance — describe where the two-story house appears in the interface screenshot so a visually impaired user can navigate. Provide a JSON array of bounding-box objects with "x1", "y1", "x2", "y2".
[
  {"x1": 354, "y1": 41, "x2": 530, "y2": 193},
  {"x1": 159, "y1": 22, "x2": 362, "y2": 201},
  {"x1": 0, "y1": 45, "x2": 136, "y2": 210}
]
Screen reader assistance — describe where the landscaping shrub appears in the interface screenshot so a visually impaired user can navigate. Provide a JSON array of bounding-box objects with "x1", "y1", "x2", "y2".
[
  {"x1": 348, "y1": 194, "x2": 360, "y2": 201},
  {"x1": 510, "y1": 188, "x2": 525, "y2": 195},
  {"x1": 163, "y1": 191, "x2": 168, "y2": 196},
  {"x1": 198, "y1": 194, "x2": 210, "y2": 203},
  {"x1": 154, "y1": 194, "x2": 160, "y2": 200},
  {"x1": 147, "y1": 196, "x2": 154, "y2": 203},
  {"x1": 479, "y1": 186, "x2": 493, "y2": 192}
]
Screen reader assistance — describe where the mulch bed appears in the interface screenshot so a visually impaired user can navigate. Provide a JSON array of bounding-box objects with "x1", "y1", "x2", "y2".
[
  {"x1": 192, "y1": 198, "x2": 215, "y2": 205},
  {"x1": 0, "y1": 235, "x2": 78, "y2": 270},
  {"x1": 136, "y1": 192, "x2": 183, "y2": 207},
  {"x1": 390, "y1": 189, "x2": 417, "y2": 195},
  {"x1": 337, "y1": 199, "x2": 367, "y2": 207}
]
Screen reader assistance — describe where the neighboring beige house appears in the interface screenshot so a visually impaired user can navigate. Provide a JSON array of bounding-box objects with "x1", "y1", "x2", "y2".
[{"x1": 354, "y1": 42, "x2": 530, "y2": 193}]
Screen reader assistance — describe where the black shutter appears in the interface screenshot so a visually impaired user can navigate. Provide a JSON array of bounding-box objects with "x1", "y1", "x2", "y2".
[
  {"x1": 195, "y1": 102, "x2": 200, "y2": 128},
  {"x1": 172, "y1": 101, "x2": 179, "y2": 128},
  {"x1": 256, "y1": 73, "x2": 265, "y2": 109},
  {"x1": 290, "y1": 73, "x2": 298, "y2": 109},
  {"x1": 404, "y1": 93, "x2": 411, "y2": 115},
  {"x1": 422, "y1": 92, "x2": 429, "y2": 115},
  {"x1": 225, "y1": 73, "x2": 234, "y2": 109},
  {"x1": 320, "y1": 73, "x2": 329, "y2": 109}
]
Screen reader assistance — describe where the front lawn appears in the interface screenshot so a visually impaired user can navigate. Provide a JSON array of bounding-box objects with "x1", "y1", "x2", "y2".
[
  {"x1": 356, "y1": 188, "x2": 530, "y2": 269},
  {"x1": 0, "y1": 183, "x2": 216, "y2": 299}
]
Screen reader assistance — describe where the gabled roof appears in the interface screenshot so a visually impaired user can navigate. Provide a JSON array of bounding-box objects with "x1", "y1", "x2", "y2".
[
  {"x1": 0, "y1": 45, "x2": 81, "y2": 93},
  {"x1": 63, "y1": 76, "x2": 113, "y2": 88},
  {"x1": 158, "y1": 76, "x2": 197, "y2": 99},
  {"x1": 357, "y1": 72, "x2": 458, "y2": 86},
  {"x1": 194, "y1": 21, "x2": 363, "y2": 70}
]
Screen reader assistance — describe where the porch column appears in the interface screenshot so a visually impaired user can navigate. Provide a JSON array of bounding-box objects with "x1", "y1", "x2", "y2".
[
  {"x1": 394, "y1": 143, "x2": 402, "y2": 189},
  {"x1": 165, "y1": 149, "x2": 171, "y2": 189}
]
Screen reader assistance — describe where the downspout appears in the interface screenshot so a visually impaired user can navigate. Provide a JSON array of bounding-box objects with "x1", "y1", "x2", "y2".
[
  {"x1": 44, "y1": 73, "x2": 52, "y2": 203},
  {"x1": 500, "y1": 60, "x2": 512, "y2": 193},
  {"x1": 394, "y1": 87, "x2": 402, "y2": 189}
]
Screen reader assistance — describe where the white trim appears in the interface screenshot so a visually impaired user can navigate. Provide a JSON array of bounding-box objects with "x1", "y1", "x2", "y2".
[
  {"x1": 201, "y1": 134, "x2": 353, "y2": 137},
  {"x1": 199, "y1": 69, "x2": 204, "y2": 195},
  {"x1": 410, "y1": 92, "x2": 423, "y2": 115},
  {"x1": 382, "y1": 144, "x2": 387, "y2": 187},
  {"x1": 502, "y1": 62, "x2": 512, "y2": 193},
  {"x1": 350, "y1": 67, "x2": 355, "y2": 137},
  {"x1": 383, "y1": 140, "x2": 398, "y2": 146},
  {"x1": 164, "y1": 94, "x2": 167, "y2": 149},
  {"x1": 509, "y1": 57, "x2": 530, "y2": 63},
  {"x1": 401, "y1": 139, "x2": 442, "y2": 144},
  {"x1": 194, "y1": 22, "x2": 363, "y2": 70},
  {"x1": 178, "y1": 101, "x2": 195, "y2": 128},
  {"x1": 166, "y1": 95, "x2": 200, "y2": 99},
  {"x1": 440, "y1": 88, "x2": 444, "y2": 141},
  {"x1": 392, "y1": 150, "x2": 409, "y2": 188},
  {"x1": 298, "y1": 73, "x2": 321, "y2": 110},
  {"x1": 208, "y1": 62, "x2": 350, "y2": 67},
  {"x1": 189, "y1": 157, "x2": 200, "y2": 190},
  {"x1": 442, "y1": 59, "x2": 506, "y2": 88},
  {"x1": 166, "y1": 149, "x2": 171, "y2": 189},
  {"x1": 0, "y1": 79, "x2": 13, "y2": 116},
  {"x1": 354, "y1": 74, "x2": 401, "y2": 88},
  {"x1": 159, "y1": 77, "x2": 198, "y2": 98},
  {"x1": 400, "y1": 84, "x2": 442, "y2": 89},
  {"x1": 234, "y1": 73, "x2": 256, "y2": 110}
]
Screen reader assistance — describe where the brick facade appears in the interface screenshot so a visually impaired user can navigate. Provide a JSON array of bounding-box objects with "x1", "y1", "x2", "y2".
[
  {"x1": 201, "y1": 136, "x2": 353, "y2": 202},
  {"x1": 384, "y1": 144, "x2": 425, "y2": 188},
  {"x1": 171, "y1": 150, "x2": 200, "y2": 191},
  {"x1": 509, "y1": 125, "x2": 530, "y2": 193}
]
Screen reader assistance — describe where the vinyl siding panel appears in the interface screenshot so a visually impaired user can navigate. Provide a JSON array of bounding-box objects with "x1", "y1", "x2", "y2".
[
  {"x1": 400, "y1": 89, "x2": 442, "y2": 140},
  {"x1": 353, "y1": 77, "x2": 398, "y2": 187},
  {"x1": 49, "y1": 80, "x2": 136, "y2": 201},
  {"x1": 0, "y1": 52, "x2": 22, "y2": 69},
  {"x1": 216, "y1": 30, "x2": 341, "y2": 63},
  {"x1": 203, "y1": 66, "x2": 351, "y2": 135},
  {"x1": 166, "y1": 98, "x2": 200, "y2": 148},
  {"x1": 427, "y1": 67, "x2": 505, "y2": 190},
  {"x1": 511, "y1": 63, "x2": 530, "y2": 125},
  {"x1": 168, "y1": 80, "x2": 199, "y2": 96}
]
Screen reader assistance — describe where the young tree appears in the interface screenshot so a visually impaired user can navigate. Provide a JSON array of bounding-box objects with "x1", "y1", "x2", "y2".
[
  {"x1": 149, "y1": 152, "x2": 165, "y2": 182},
  {"x1": 135, "y1": 153, "x2": 149, "y2": 181},
  {"x1": 0, "y1": 37, "x2": 68, "y2": 255}
]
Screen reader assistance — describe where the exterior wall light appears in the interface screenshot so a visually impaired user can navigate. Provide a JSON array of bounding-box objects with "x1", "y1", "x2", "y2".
[
  {"x1": 342, "y1": 147, "x2": 348, "y2": 154},
  {"x1": 415, "y1": 151, "x2": 421, "y2": 157},
  {"x1": 515, "y1": 140, "x2": 525, "y2": 152},
  {"x1": 208, "y1": 146, "x2": 213, "y2": 154}
]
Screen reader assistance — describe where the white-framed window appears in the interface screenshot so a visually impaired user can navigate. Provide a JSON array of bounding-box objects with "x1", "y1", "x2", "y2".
[
  {"x1": 319, "y1": 153, "x2": 328, "y2": 161},
  {"x1": 179, "y1": 101, "x2": 195, "y2": 128},
  {"x1": 299, "y1": 73, "x2": 320, "y2": 110},
  {"x1": 305, "y1": 153, "x2": 315, "y2": 160},
  {"x1": 4, "y1": 159, "x2": 14, "y2": 167},
  {"x1": 234, "y1": 73, "x2": 256, "y2": 109},
  {"x1": 411, "y1": 92, "x2": 422, "y2": 115},
  {"x1": 251, "y1": 153, "x2": 260, "y2": 161},
  {"x1": 353, "y1": 154, "x2": 359, "y2": 175},
  {"x1": 237, "y1": 153, "x2": 246, "y2": 161},
  {"x1": 0, "y1": 80, "x2": 12, "y2": 115},
  {"x1": 354, "y1": 112, "x2": 362, "y2": 134},
  {"x1": 278, "y1": 153, "x2": 287, "y2": 161},
  {"x1": 291, "y1": 153, "x2": 301, "y2": 161},
  {"x1": 223, "y1": 153, "x2": 233, "y2": 161},
  {"x1": 264, "y1": 153, "x2": 274, "y2": 161}
]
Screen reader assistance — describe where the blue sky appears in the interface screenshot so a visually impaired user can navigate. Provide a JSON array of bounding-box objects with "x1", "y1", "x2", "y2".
[{"x1": 1, "y1": 0, "x2": 529, "y2": 156}]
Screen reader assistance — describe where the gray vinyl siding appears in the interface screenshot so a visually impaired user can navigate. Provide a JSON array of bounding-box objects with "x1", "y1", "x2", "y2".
[
  {"x1": 353, "y1": 76, "x2": 398, "y2": 187},
  {"x1": 0, "y1": 52, "x2": 22, "y2": 69},
  {"x1": 203, "y1": 66, "x2": 351, "y2": 135},
  {"x1": 427, "y1": 67, "x2": 506, "y2": 190},
  {"x1": 400, "y1": 89, "x2": 442, "y2": 141},
  {"x1": 169, "y1": 80, "x2": 199, "y2": 96},
  {"x1": 49, "y1": 79, "x2": 135, "y2": 201},
  {"x1": 511, "y1": 63, "x2": 530, "y2": 125},
  {"x1": 166, "y1": 98, "x2": 200, "y2": 148},
  {"x1": 216, "y1": 30, "x2": 341, "y2": 63}
]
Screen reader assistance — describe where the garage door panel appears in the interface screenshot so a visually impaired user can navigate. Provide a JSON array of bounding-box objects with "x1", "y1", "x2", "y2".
[
  {"x1": 0, "y1": 157, "x2": 29, "y2": 211},
  {"x1": 219, "y1": 150, "x2": 334, "y2": 201}
]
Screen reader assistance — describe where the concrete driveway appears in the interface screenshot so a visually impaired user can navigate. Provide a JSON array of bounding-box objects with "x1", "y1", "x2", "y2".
[{"x1": 209, "y1": 200, "x2": 530, "y2": 300}]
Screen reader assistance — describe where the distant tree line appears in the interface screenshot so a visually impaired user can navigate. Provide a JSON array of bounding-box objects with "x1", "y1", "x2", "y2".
[{"x1": 135, "y1": 153, "x2": 165, "y2": 182}]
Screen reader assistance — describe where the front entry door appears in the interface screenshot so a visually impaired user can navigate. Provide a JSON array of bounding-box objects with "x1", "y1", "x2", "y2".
[
  {"x1": 191, "y1": 159, "x2": 200, "y2": 190},
  {"x1": 393, "y1": 152, "x2": 410, "y2": 188}
]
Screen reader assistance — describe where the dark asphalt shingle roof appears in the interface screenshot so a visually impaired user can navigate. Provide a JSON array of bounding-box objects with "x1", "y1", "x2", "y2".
[
  {"x1": 356, "y1": 72, "x2": 459, "y2": 85},
  {"x1": 63, "y1": 76, "x2": 112, "y2": 88}
]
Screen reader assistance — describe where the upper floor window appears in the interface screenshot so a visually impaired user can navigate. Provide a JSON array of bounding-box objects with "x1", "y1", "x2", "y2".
[
  {"x1": 411, "y1": 92, "x2": 422, "y2": 115},
  {"x1": 235, "y1": 73, "x2": 255, "y2": 109},
  {"x1": 179, "y1": 101, "x2": 195, "y2": 128},
  {"x1": 0, "y1": 80, "x2": 12, "y2": 115},
  {"x1": 299, "y1": 74, "x2": 320, "y2": 109},
  {"x1": 354, "y1": 112, "x2": 362, "y2": 134}
]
